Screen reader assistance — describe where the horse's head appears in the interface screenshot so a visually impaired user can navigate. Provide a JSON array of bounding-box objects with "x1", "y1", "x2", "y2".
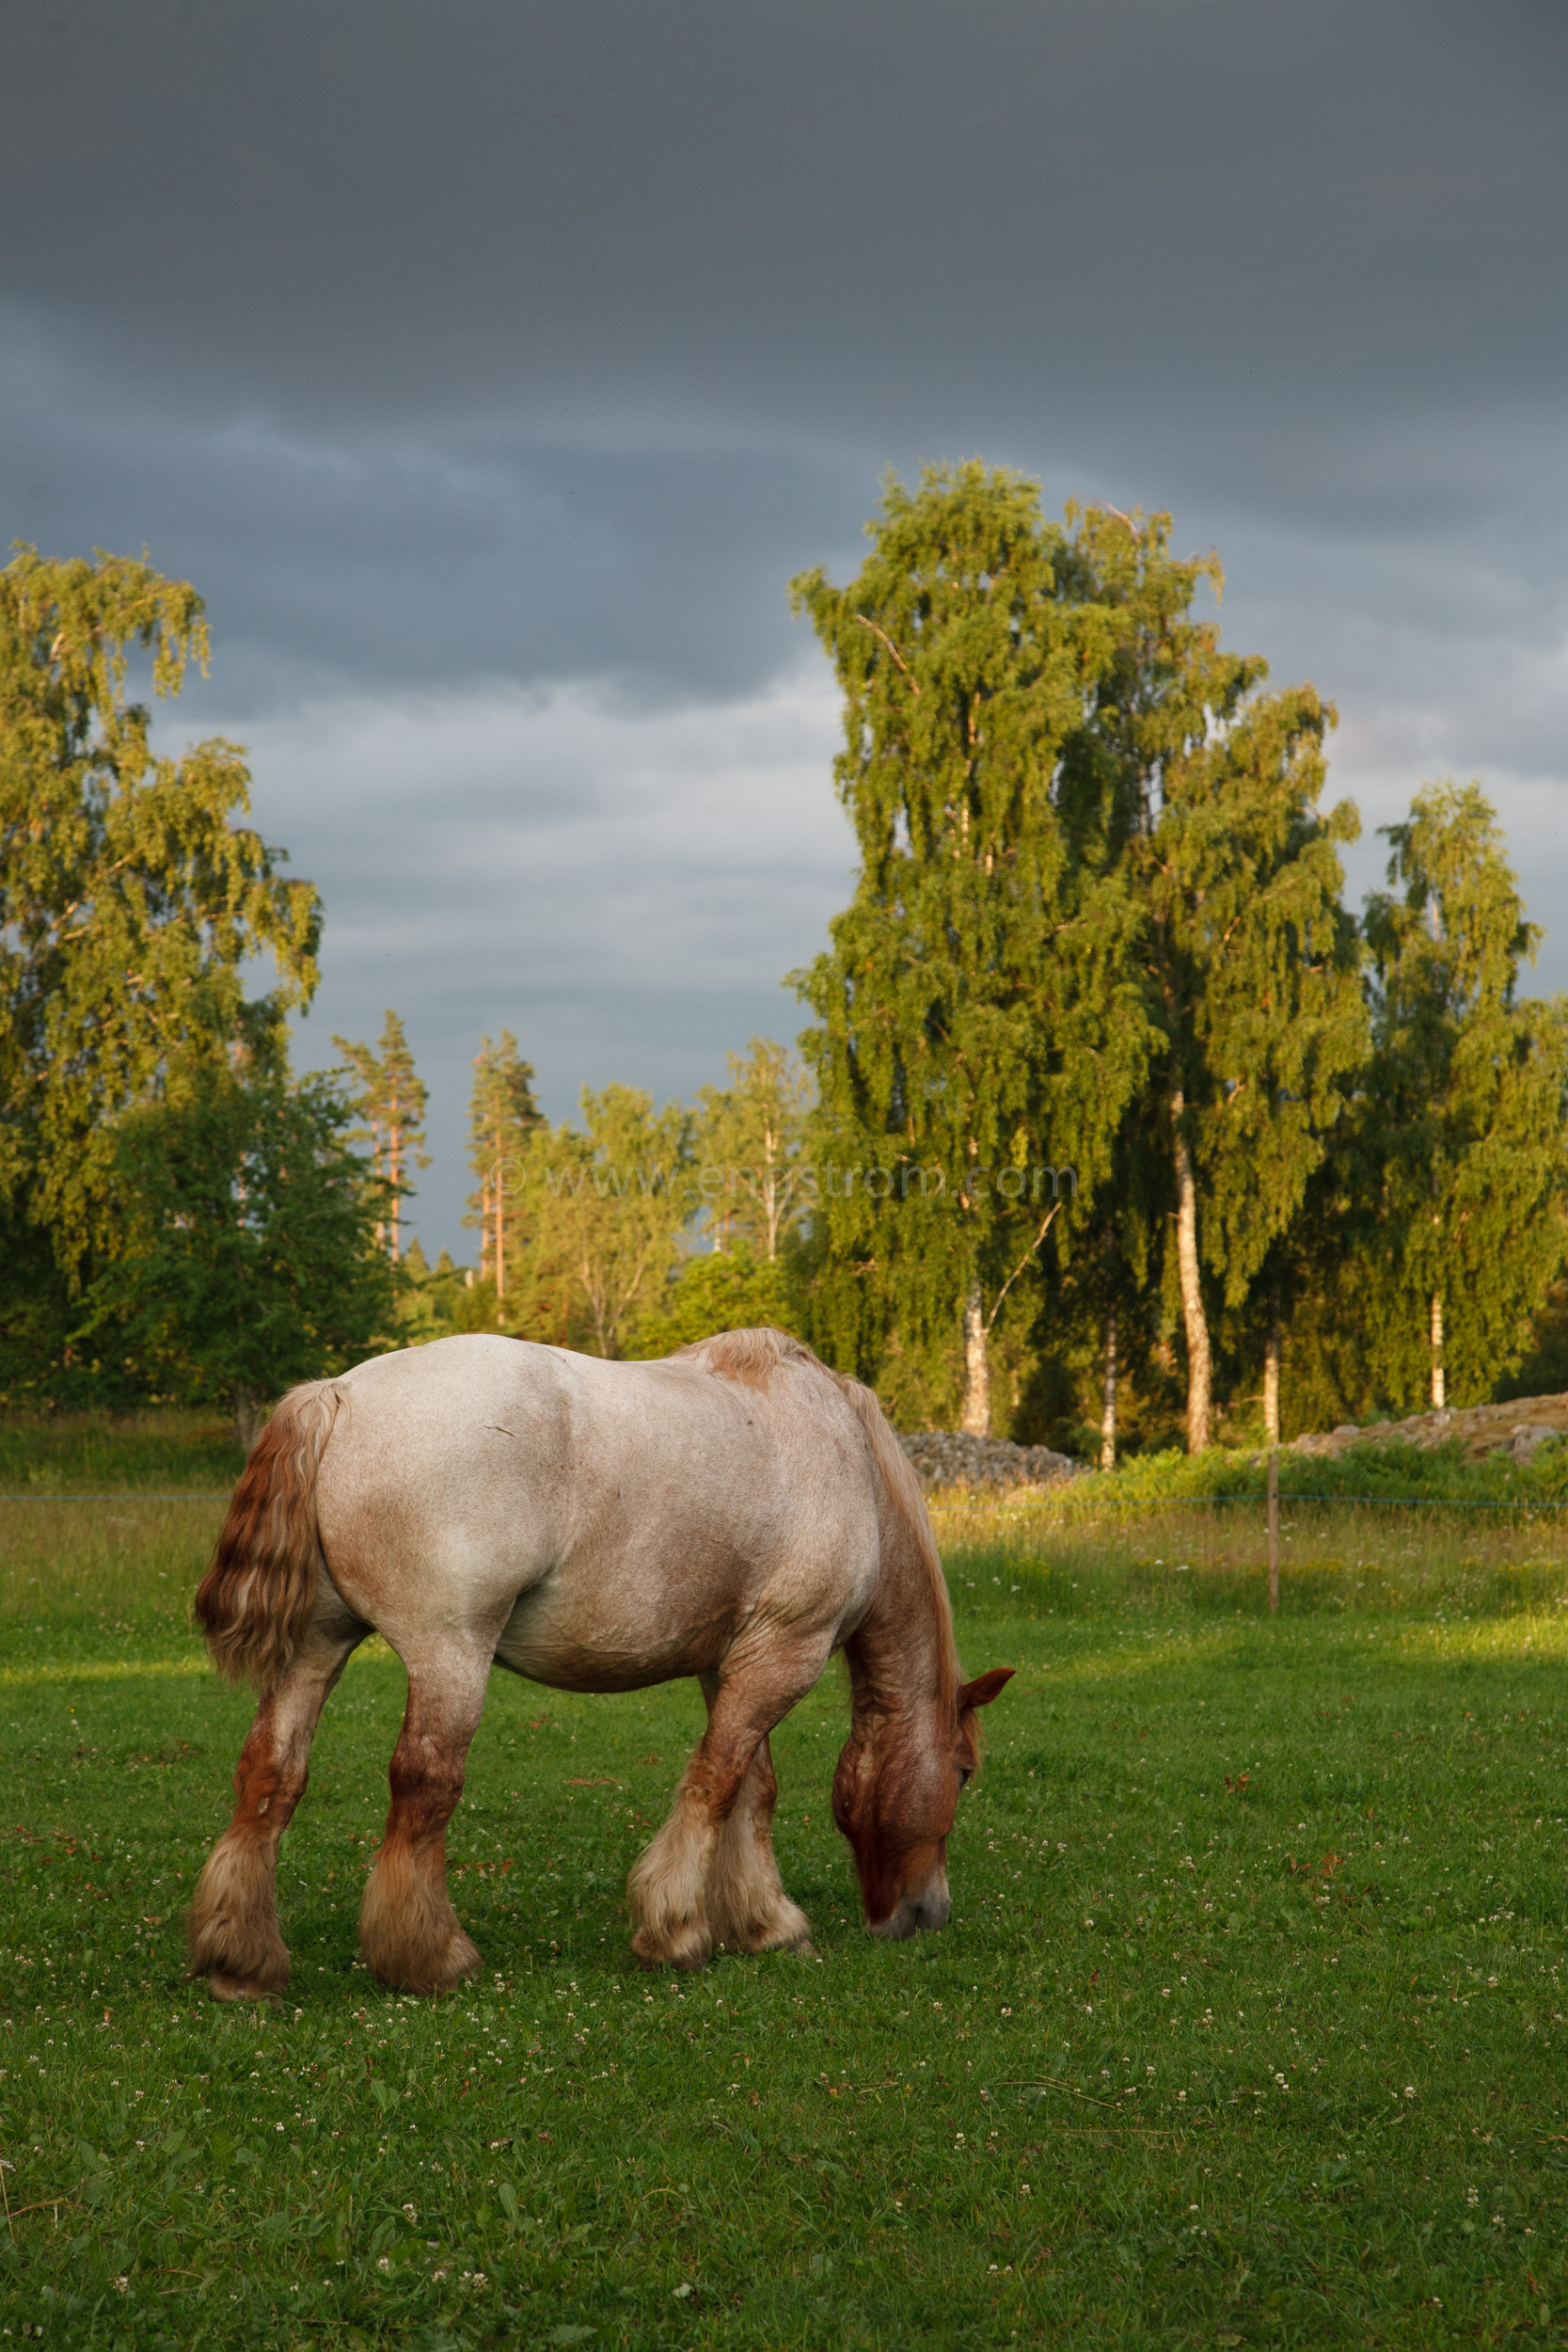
[{"x1": 832, "y1": 1666, "x2": 1015, "y2": 1939}]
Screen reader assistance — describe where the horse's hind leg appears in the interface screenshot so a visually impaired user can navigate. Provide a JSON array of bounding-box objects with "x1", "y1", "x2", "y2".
[
  {"x1": 188, "y1": 1622, "x2": 359, "y2": 2002},
  {"x1": 358, "y1": 1646, "x2": 489, "y2": 1995},
  {"x1": 706, "y1": 1728, "x2": 813, "y2": 1959}
]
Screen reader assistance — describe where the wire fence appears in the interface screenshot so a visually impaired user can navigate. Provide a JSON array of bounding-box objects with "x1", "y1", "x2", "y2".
[
  {"x1": 929, "y1": 1489, "x2": 1568, "y2": 1515},
  {"x1": 1, "y1": 1487, "x2": 1563, "y2": 1512}
]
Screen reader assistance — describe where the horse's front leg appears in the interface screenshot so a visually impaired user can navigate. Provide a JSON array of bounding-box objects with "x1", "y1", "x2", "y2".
[
  {"x1": 629, "y1": 1648, "x2": 823, "y2": 1970},
  {"x1": 706, "y1": 1724, "x2": 813, "y2": 1959},
  {"x1": 188, "y1": 1625, "x2": 359, "y2": 2002},
  {"x1": 358, "y1": 1645, "x2": 491, "y2": 1995}
]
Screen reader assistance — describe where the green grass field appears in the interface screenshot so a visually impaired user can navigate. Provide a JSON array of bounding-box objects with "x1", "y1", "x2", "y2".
[{"x1": 5, "y1": 1429, "x2": 1568, "y2": 2347}]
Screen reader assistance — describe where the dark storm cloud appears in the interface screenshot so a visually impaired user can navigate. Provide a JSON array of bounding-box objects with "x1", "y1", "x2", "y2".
[
  {"x1": 3, "y1": 0, "x2": 1564, "y2": 1254},
  {"x1": 0, "y1": 324, "x2": 863, "y2": 707},
  {"x1": 5, "y1": 0, "x2": 1563, "y2": 449}
]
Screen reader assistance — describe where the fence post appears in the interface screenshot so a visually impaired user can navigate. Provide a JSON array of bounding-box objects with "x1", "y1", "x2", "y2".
[{"x1": 1268, "y1": 1445, "x2": 1280, "y2": 1614}]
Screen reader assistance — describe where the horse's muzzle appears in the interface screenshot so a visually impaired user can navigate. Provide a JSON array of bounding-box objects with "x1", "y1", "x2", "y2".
[{"x1": 869, "y1": 1870, "x2": 952, "y2": 1941}]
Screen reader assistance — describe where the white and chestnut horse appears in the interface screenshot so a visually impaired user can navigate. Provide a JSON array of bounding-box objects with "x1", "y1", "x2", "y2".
[{"x1": 187, "y1": 1327, "x2": 1012, "y2": 2000}]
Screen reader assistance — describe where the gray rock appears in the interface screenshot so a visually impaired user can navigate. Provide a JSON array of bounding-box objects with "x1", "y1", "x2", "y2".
[{"x1": 1509, "y1": 1424, "x2": 1560, "y2": 1464}]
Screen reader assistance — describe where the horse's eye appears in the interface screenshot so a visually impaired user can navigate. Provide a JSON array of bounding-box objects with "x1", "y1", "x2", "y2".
[{"x1": 958, "y1": 1766, "x2": 974, "y2": 1788}]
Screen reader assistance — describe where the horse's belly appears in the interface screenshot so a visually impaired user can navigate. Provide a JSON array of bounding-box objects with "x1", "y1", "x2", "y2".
[{"x1": 493, "y1": 1557, "x2": 754, "y2": 1692}]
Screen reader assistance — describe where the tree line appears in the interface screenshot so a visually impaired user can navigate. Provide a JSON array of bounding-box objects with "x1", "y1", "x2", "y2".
[{"x1": 3, "y1": 478, "x2": 1564, "y2": 1454}]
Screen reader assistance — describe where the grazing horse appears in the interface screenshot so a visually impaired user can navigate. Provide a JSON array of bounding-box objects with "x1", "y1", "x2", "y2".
[{"x1": 186, "y1": 1327, "x2": 1012, "y2": 2000}]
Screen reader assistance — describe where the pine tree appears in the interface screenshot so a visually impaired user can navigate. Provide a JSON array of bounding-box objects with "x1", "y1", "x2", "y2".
[
  {"x1": 464, "y1": 1032, "x2": 543, "y2": 1300},
  {"x1": 332, "y1": 1009, "x2": 430, "y2": 1260},
  {"x1": 789, "y1": 464, "x2": 1155, "y2": 1435},
  {"x1": 1359, "y1": 782, "x2": 1568, "y2": 1406},
  {"x1": 1059, "y1": 507, "x2": 1368, "y2": 1451}
]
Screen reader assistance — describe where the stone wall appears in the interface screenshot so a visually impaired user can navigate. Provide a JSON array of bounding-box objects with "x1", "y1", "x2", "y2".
[
  {"x1": 1288, "y1": 1393, "x2": 1568, "y2": 1466},
  {"x1": 895, "y1": 1429, "x2": 1082, "y2": 1490}
]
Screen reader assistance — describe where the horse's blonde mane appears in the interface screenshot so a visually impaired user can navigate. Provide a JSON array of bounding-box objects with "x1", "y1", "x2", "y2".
[{"x1": 682, "y1": 1327, "x2": 958, "y2": 1717}]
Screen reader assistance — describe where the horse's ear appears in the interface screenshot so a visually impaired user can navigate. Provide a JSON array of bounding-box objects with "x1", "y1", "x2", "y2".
[{"x1": 958, "y1": 1667, "x2": 1015, "y2": 1712}]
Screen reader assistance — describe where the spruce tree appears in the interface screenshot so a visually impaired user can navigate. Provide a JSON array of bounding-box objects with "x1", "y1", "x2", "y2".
[
  {"x1": 789, "y1": 464, "x2": 1153, "y2": 1435},
  {"x1": 1359, "y1": 782, "x2": 1568, "y2": 1406}
]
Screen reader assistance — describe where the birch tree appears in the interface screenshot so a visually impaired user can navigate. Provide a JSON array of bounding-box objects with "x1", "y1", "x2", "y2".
[
  {"x1": 790, "y1": 464, "x2": 1153, "y2": 1434},
  {"x1": 1360, "y1": 781, "x2": 1568, "y2": 1406},
  {"x1": 0, "y1": 546, "x2": 320, "y2": 1285},
  {"x1": 693, "y1": 1037, "x2": 812, "y2": 1259},
  {"x1": 1060, "y1": 507, "x2": 1367, "y2": 1452},
  {"x1": 520, "y1": 1086, "x2": 691, "y2": 1355}
]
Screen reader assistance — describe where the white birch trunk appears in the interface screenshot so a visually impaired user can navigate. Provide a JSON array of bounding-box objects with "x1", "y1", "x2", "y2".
[
  {"x1": 1263, "y1": 1305, "x2": 1281, "y2": 1447},
  {"x1": 1172, "y1": 1092, "x2": 1212, "y2": 1453},
  {"x1": 1430, "y1": 1291, "x2": 1446, "y2": 1409},
  {"x1": 960, "y1": 1279, "x2": 990, "y2": 1437},
  {"x1": 1101, "y1": 1302, "x2": 1117, "y2": 1472}
]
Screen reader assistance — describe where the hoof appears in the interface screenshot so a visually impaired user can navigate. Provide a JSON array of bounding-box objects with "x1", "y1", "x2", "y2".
[
  {"x1": 187, "y1": 1927, "x2": 290, "y2": 2001},
  {"x1": 755, "y1": 1900, "x2": 814, "y2": 1958},
  {"x1": 367, "y1": 1930, "x2": 482, "y2": 1996},
  {"x1": 204, "y1": 1969, "x2": 286, "y2": 2004},
  {"x1": 713, "y1": 1898, "x2": 814, "y2": 1959},
  {"x1": 630, "y1": 1921, "x2": 712, "y2": 1971}
]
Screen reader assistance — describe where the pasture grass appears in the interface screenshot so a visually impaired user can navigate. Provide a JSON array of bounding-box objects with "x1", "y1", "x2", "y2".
[{"x1": 4, "y1": 1461, "x2": 1568, "y2": 2344}]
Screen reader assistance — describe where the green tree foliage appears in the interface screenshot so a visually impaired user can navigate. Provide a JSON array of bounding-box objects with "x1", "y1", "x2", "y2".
[
  {"x1": 0, "y1": 547, "x2": 320, "y2": 1280},
  {"x1": 332, "y1": 1009, "x2": 430, "y2": 1260},
  {"x1": 465, "y1": 1031, "x2": 544, "y2": 1302},
  {"x1": 692, "y1": 1037, "x2": 812, "y2": 1258},
  {"x1": 83, "y1": 1066, "x2": 394, "y2": 1445},
  {"x1": 391, "y1": 1239, "x2": 474, "y2": 1345},
  {"x1": 1497, "y1": 1269, "x2": 1568, "y2": 1402},
  {"x1": 1055, "y1": 1121, "x2": 1171, "y2": 1469},
  {"x1": 629, "y1": 1246, "x2": 798, "y2": 1358},
  {"x1": 1357, "y1": 782, "x2": 1568, "y2": 1408},
  {"x1": 499, "y1": 1086, "x2": 691, "y2": 1355},
  {"x1": 789, "y1": 465, "x2": 1155, "y2": 1436},
  {"x1": 1058, "y1": 507, "x2": 1368, "y2": 1451}
]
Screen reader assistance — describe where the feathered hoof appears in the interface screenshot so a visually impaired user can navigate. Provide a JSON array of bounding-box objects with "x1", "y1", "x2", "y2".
[
  {"x1": 630, "y1": 1917, "x2": 713, "y2": 1971},
  {"x1": 713, "y1": 1900, "x2": 814, "y2": 1960},
  {"x1": 186, "y1": 1876, "x2": 291, "y2": 2002},
  {"x1": 753, "y1": 1898, "x2": 814, "y2": 1957},
  {"x1": 204, "y1": 1967, "x2": 288, "y2": 2005},
  {"x1": 359, "y1": 1839, "x2": 483, "y2": 1994},
  {"x1": 364, "y1": 1924, "x2": 483, "y2": 1997}
]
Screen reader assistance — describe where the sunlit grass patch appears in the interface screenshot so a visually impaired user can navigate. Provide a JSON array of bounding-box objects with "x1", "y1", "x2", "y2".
[
  {"x1": 4, "y1": 1416, "x2": 1568, "y2": 2345},
  {"x1": 937, "y1": 1491, "x2": 1568, "y2": 1625}
]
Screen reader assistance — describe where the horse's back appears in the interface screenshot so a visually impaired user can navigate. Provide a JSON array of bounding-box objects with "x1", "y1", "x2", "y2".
[{"x1": 312, "y1": 1334, "x2": 883, "y2": 1687}]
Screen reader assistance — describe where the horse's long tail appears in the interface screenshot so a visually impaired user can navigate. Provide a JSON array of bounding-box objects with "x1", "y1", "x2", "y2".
[{"x1": 195, "y1": 1380, "x2": 343, "y2": 1693}]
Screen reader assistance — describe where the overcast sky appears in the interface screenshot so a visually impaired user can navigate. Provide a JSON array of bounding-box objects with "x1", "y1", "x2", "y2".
[{"x1": 5, "y1": 0, "x2": 1564, "y2": 1259}]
